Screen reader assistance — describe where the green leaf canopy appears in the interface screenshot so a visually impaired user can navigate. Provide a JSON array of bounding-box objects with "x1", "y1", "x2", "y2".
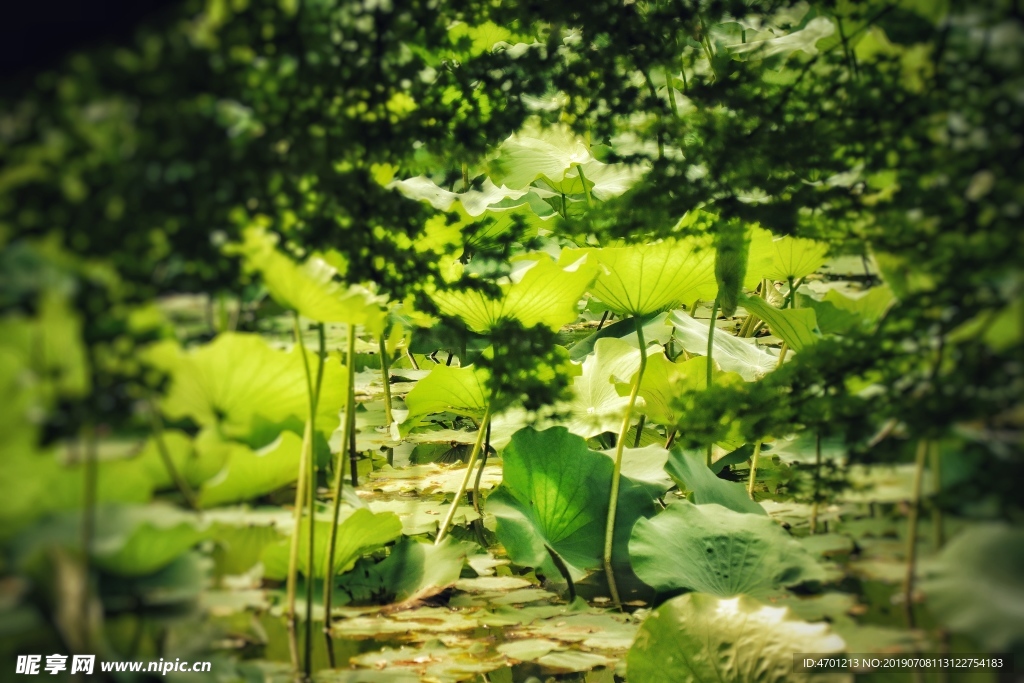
[
  {"x1": 629, "y1": 501, "x2": 825, "y2": 596},
  {"x1": 488, "y1": 426, "x2": 655, "y2": 580}
]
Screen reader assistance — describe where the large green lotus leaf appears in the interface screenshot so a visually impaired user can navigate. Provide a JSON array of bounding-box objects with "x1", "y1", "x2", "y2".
[
  {"x1": 145, "y1": 333, "x2": 348, "y2": 441},
  {"x1": 198, "y1": 431, "x2": 303, "y2": 507},
  {"x1": 562, "y1": 238, "x2": 717, "y2": 317},
  {"x1": 400, "y1": 363, "x2": 489, "y2": 433},
  {"x1": 668, "y1": 312, "x2": 778, "y2": 381},
  {"x1": 546, "y1": 158, "x2": 648, "y2": 200},
  {"x1": 665, "y1": 448, "x2": 766, "y2": 516},
  {"x1": 563, "y1": 337, "x2": 643, "y2": 439},
  {"x1": 630, "y1": 501, "x2": 825, "y2": 596},
  {"x1": 748, "y1": 229, "x2": 830, "y2": 282},
  {"x1": 488, "y1": 426, "x2": 655, "y2": 580},
  {"x1": 599, "y1": 445, "x2": 674, "y2": 499},
  {"x1": 375, "y1": 536, "x2": 467, "y2": 603},
  {"x1": 388, "y1": 175, "x2": 529, "y2": 216},
  {"x1": 626, "y1": 592, "x2": 847, "y2": 683},
  {"x1": 488, "y1": 122, "x2": 594, "y2": 189},
  {"x1": 631, "y1": 352, "x2": 744, "y2": 426},
  {"x1": 740, "y1": 294, "x2": 821, "y2": 351},
  {"x1": 432, "y1": 254, "x2": 596, "y2": 333},
  {"x1": 235, "y1": 227, "x2": 386, "y2": 331},
  {"x1": 920, "y1": 523, "x2": 1024, "y2": 651},
  {"x1": 262, "y1": 509, "x2": 402, "y2": 580}
]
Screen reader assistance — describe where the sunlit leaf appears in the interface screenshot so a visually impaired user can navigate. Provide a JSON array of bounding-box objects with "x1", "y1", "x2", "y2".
[
  {"x1": 234, "y1": 226, "x2": 386, "y2": 331},
  {"x1": 562, "y1": 238, "x2": 717, "y2": 317},
  {"x1": 627, "y1": 592, "x2": 846, "y2": 683},
  {"x1": 747, "y1": 228, "x2": 830, "y2": 282},
  {"x1": 144, "y1": 333, "x2": 348, "y2": 441},
  {"x1": 740, "y1": 294, "x2": 821, "y2": 351},
  {"x1": 400, "y1": 363, "x2": 489, "y2": 433},
  {"x1": 563, "y1": 337, "x2": 643, "y2": 439},
  {"x1": 668, "y1": 312, "x2": 778, "y2": 380},
  {"x1": 488, "y1": 122, "x2": 594, "y2": 189},
  {"x1": 433, "y1": 254, "x2": 596, "y2": 333}
]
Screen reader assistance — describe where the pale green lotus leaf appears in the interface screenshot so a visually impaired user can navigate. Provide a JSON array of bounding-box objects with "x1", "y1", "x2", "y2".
[
  {"x1": 627, "y1": 592, "x2": 847, "y2": 683},
  {"x1": 388, "y1": 175, "x2": 529, "y2": 216},
  {"x1": 563, "y1": 337, "x2": 644, "y2": 439},
  {"x1": 740, "y1": 294, "x2": 821, "y2": 351},
  {"x1": 562, "y1": 238, "x2": 717, "y2": 317},
  {"x1": 198, "y1": 431, "x2": 304, "y2": 508},
  {"x1": 668, "y1": 312, "x2": 778, "y2": 380},
  {"x1": 630, "y1": 351, "x2": 744, "y2": 426},
  {"x1": 748, "y1": 229, "x2": 830, "y2": 282},
  {"x1": 400, "y1": 363, "x2": 489, "y2": 432},
  {"x1": 376, "y1": 536, "x2": 467, "y2": 603},
  {"x1": 488, "y1": 427, "x2": 655, "y2": 580},
  {"x1": 666, "y1": 448, "x2": 766, "y2": 515},
  {"x1": 144, "y1": 333, "x2": 348, "y2": 441},
  {"x1": 488, "y1": 122, "x2": 594, "y2": 189},
  {"x1": 920, "y1": 523, "x2": 1024, "y2": 651},
  {"x1": 728, "y1": 16, "x2": 836, "y2": 59},
  {"x1": 432, "y1": 254, "x2": 596, "y2": 333},
  {"x1": 630, "y1": 501, "x2": 825, "y2": 596},
  {"x1": 235, "y1": 226, "x2": 386, "y2": 331},
  {"x1": 262, "y1": 508, "x2": 402, "y2": 579}
]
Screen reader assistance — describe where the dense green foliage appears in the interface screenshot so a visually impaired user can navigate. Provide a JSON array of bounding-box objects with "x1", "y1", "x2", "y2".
[{"x1": 1, "y1": 0, "x2": 1022, "y2": 681}]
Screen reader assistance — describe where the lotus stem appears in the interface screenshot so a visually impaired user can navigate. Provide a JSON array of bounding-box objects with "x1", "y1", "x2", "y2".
[
  {"x1": 931, "y1": 443, "x2": 944, "y2": 550},
  {"x1": 285, "y1": 421, "x2": 308, "y2": 673},
  {"x1": 379, "y1": 333, "x2": 394, "y2": 466},
  {"x1": 471, "y1": 419, "x2": 493, "y2": 517},
  {"x1": 747, "y1": 440, "x2": 763, "y2": 499},
  {"x1": 903, "y1": 440, "x2": 928, "y2": 630},
  {"x1": 324, "y1": 323, "x2": 357, "y2": 660},
  {"x1": 145, "y1": 395, "x2": 198, "y2": 509},
  {"x1": 633, "y1": 414, "x2": 646, "y2": 448},
  {"x1": 80, "y1": 425, "x2": 98, "y2": 651},
  {"x1": 575, "y1": 162, "x2": 593, "y2": 207},
  {"x1": 810, "y1": 433, "x2": 822, "y2": 534},
  {"x1": 705, "y1": 298, "x2": 719, "y2": 466},
  {"x1": 291, "y1": 314, "x2": 324, "y2": 679},
  {"x1": 436, "y1": 405, "x2": 492, "y2": 545},
  {"x1": 604, "y1": 318, "x2": 648, "y2": 608}
]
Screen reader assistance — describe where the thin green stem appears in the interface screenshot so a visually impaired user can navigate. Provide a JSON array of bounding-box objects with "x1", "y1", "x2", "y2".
[
  {"x1": 633, "y1": 414, "x2": 646, "y2": 448},
  {"x1": 705, "y1": 298, "x2": 719, "y2": 466},
  {"x1": 324, "y1": 323, "x2": 357, "y2": 659},
  {"x1": 931, "y1": 443, "x2": 944, "y2": 550},
  {"x1": 436, "y1": 405, "x2": 492, "y2": 545},
  {"x1": 292, "y1": 315, "x2": 323, "y2": 679},
  {"x1": 471, "y1": 419, "x2": 493, "y2": 516},
  {"x1": 80, "y1": 425, "x2": 97, "y2": 651},
  {"x1": 145, "y1": 396, "x2": 198, "y2": 509},
  {"x1": 575, "y1": 162, "x2": 593, "y2": 207},
  {"x1": 747, "y1": 440, "x2": 763, "y2": 499},
  {"x1": 904, "y1": 440, "x2": 929, "y2": 629},
  {"x1": 810, "y1": 433, "x2": 822, "y2": 534},
  {"x1": 379, "y1": 333, "x2": 394, "y2": 466},
  {"x1": 665, "y1": 71, "x2": 679, "y2": 117},
  {"x1": 604, "y1": 318, "x2": 648, "y2": 608}
]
